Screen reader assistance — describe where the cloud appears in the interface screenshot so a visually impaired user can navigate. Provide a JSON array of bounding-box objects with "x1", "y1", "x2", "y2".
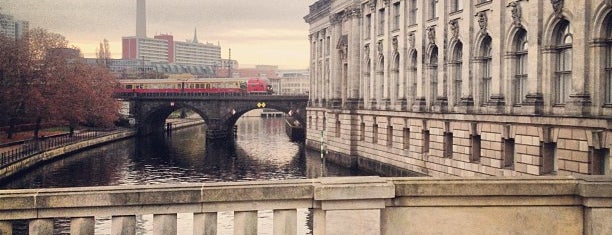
[{"x1": 1, "y1": 0, "x2": 316, "y2": 69}]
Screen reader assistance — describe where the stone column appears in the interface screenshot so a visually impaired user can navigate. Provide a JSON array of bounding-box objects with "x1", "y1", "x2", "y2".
[
  {"x1": 348, "y1": 6, "x2": 362, "y2": 109},
  {"x1": 194, "y1": 212, "x2": 217, "y2": 235},
  {"x1": 0, "y1": 221, "x2": 12, "y2": 235},
  {"x1": 567, "y1": 2, "x2": 592, "y2": 116},
  {"x1": 313, "y1": 177, "x2": 394, "y2": 235},
  {"x1": 330, "y1": 14, "x2": 343, "y2": 108},
  {"x1": 29, "y1": 219, "x2": 53, "y2": 235},
  {"x1": 70, "y1": 217, "x2": 95, "y2": 235},
  {"x1": 273, "y1": 209, "x2": 297, "y2": 235},
  {"x1": 522, "y1": 0, "x2": 544, "y2": 115},
  {"x1": 153, "y1": 214, "x2": 177, "y2": 235},
  {"x1": 111, "y1": 215, "x2": 136, "y2": 235},
  {"x1": 234, "y1": 211, "x2": 257, "y2": 235}
]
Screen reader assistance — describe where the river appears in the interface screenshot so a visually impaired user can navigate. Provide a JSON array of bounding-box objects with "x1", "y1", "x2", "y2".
[{"x1": 1, "y1": 116, "x2": 372, "y2": 234}]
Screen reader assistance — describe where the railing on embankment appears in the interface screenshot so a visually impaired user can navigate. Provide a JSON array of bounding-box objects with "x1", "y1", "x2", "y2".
[
  {"x1": 0, "y1": 130, "x2": 135, "y2": 182},
  {"x1": 0, "y1": 176, "x2": 611, "y2": 235}
]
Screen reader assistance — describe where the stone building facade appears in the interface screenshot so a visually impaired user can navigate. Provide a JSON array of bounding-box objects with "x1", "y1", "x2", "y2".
[{"x1": 304, "y1": 0, "x2": 612, "y2": 177}]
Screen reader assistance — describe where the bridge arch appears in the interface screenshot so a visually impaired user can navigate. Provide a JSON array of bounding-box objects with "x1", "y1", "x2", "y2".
[{"x1": 138, "y1": 102, "x2": 210, "y2": 135}]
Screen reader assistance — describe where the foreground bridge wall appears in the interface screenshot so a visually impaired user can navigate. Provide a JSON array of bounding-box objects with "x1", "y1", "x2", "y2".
[{"x1": 0, "y1": 176, "x2": 610, "y2": 234}]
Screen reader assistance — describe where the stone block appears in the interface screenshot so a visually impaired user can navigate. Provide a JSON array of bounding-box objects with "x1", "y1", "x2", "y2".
[
  {"x1": 572, "y1": 151, "x2": 589, "y2": 162},
  {"x1": 526, "y1": 165, "x2": 541, "y2": 175},
  {"x1": 70, "y1": 217, "x2": 95, "y2": 235},
  {"x1": 328, "y1": 209, "x2": 381, "y2": 235},
  {"x1": 273, "y1": 209, "x2": 297, "y2": 235},
  {"x1": 585, "y1": 208, "x2": 612, "y2": 235},
  {"x1": 234, "y1": 211, "x2": 257, "y2": 235},
  {"x1": 565, "y1": 161, "x2": 580, "y2": 172},
  {"x1": 572, "y1": 130, "x2": 587, "y2": 140},
  {"x1": 566, "y1": 140, "x2": 580, "y2": 150},
  {"x1": 29, "y1": 219, "x2": 53, "y2": 235},
  {"x1": 559, "y1": 129, "x2": 573, "y2": 139},
  {"x1": 194, "y1": 212, "x2": 217, "y2": 235}
]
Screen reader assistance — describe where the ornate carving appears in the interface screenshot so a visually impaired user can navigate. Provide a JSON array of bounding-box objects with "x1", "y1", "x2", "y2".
[
  {"x1": 364, "y1": 43, "x2": 370, "y2": 59},
  {"x1": 330, "y1": 12, "x2": 344, "y2": 24},
  {"x1": 507, "y1": 1, "x2": 522, "y2": 26},
  {"x1": 392, "y1": 36, "x2": 398, "y2": 53},
  {"x1": 383, "y1": 0, "x2": 391, "y2": 6},
  {"x1": 346, "y1": 7, "x2": 362, "y2": 19},
  {"x1": 449, "y1": 19, "x2": 459, "y2": 40},
  {"x1": 337, "y1": 35, "x2": 348, "y2": 61},
  {"x1": 368, "y1": 0, "x2": 377, "y2": 10},
  {"x1": 377, "y1": 40, "x2": 384, "y2": 57},
  {"x1": 426, "y1": 26, "x2": 436, "y2": 45},
  {"x1": 408, "y1": 32, "x2": 415, "y2": 49},
  {"x1": 551, "y1": 0, "x2": 564, "y2": 17},
  {"x1": 475, "y1": 11, "x2": 488, "y2": 33},
  {"x1": 607, "y1": 0, "x2": 612, "y2": 6}
]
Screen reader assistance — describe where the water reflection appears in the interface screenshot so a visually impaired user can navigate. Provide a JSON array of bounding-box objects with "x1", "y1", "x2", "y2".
[{"x1": 1, "y1": 117, "x2": 371, "y2": 234}]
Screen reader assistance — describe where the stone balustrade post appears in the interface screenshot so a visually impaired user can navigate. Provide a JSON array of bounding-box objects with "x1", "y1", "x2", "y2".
[
  {"x1": 111, "y1": 215, "x2": 136, "y2": 235},
  {"x1": 153, "y1": 214, "x2": 177, "y2": 235},
  {"x1": 234, "y1": 211, "x2": 257, "y2": 235},
  {"x1": 0, "y1": 221, "x2": 12, "y2": 235},
  {"x1": 29, "y1": 219, "x2": 53, "y2": 235},
  {"x1": 193, "y1": 212, "x2": 217, "y2": 235},
  {"x1": 70, "y1": 217, "x2": 95, "y2": 235},
  {"x1": 313, "y1": 177, "x2": 394, "y2": 235},
  {"x1": 273, "y1": 209, "x2": 297, "y2": 235}
]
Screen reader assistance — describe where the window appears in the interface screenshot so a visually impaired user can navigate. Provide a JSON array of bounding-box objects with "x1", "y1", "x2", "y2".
[
  {"x1": 429, "y1": 0, "x2": 438, "y2": 20},
  {"x1": 481, "y1": 36, "x2": 492, "y2": 105},
  {"x1": 451, "y1": 42, "x2": 463, "y2": 104},
  {"x1": 541, "y1": 142, "x2": 557, "y2": 174},
  {"x1": 503, "y1": 138, "x2": 515, "y2": 168},
  {"x1": 393, "y1": 2, "x2": 401, "y2": 31},
  {"x1": 605, "y1": 26, "x2": 612, "y2": 104},
  {"x1": 325, "y1": 37, "x2": 330, "y2": 56},
  {"x1": 403, "y1": 128, "x2": 410, "y2": 150},
  {"x1": 408, "y1": 0, "x2": 417, "y2": 25},
  {"x1": 365, "y1": 14, "x2": 372, "y2": 39},
  {"x1": 409, "y1": 51, "x2": 418, "y2": 97},
  {"x1": 444, "y1": 131, "x2": 453, "y2": 158},
  {"x1": 423, "y1": 130, "x2": 430, "y2": 153},
  {"x1": 470, "y1": 134, "x2": 481, "y2": 162},
  {"x1": 450, "y1": 0, "x2": 463, "y2": 13},
  {"x1": 387, "y1": 125, "x2": 393, "y2": 147},
  {"x1": 335, "y1": 120, "x2": 340, "y2": 137},
  {"x1": 514, "y1": 30, "x2": 528, "y2": 104},
  {"x1": 378, "y1": 9, "x2": 385, "y2": 35},
  {"x1": 554, "y1": 20, "x2": 572, "y2": 105},
  {"x1": 429, "y1": 47, "x2": 439, "y2": 103},
  {"x1": 360, "y1": 122, "x2": 366, "y2": 141},
  {"x1": 590, "y1": 147, "x2": 610, "y2": 175},
  {"x1": 373, "y1": 124, "x2": 379, "y2": 143}
]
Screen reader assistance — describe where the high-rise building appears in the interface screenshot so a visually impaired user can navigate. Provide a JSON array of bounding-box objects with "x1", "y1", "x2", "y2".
[
  {"x1": 121, "y1": 1, "x2": 221, "y2": 67},
  {"x1": 0, "y1": 13, "x2": 29, "y2": 40}
]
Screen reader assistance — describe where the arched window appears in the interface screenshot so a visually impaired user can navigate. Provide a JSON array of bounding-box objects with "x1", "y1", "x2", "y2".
[
  {"x1": 513, "y1": 29, "x2": 528, "y2": 105},
  {"x1": 554, "y1": 20, "x2": 572, "y2": 104},
  {"x1": 393, "y1": 53, "x2": 400, "y2": 99},
  {"x1": 451, "y1": 41, "x2": 463, "y2": 105},
  {"x1": 481, "y1": 36, "x2": 492, "y2": 105},
  {"x1": 408, "y1": 51, "x2": 418, "y2": 98},
  {"x1": 605, "y1": 17, "x2": 612, "y2": 104},
  {"x1": 429, "y1": 47, "x2": 439, "y2": 103}
]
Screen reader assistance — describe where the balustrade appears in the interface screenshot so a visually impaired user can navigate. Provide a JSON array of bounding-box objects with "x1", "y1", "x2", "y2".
[{"x1": 0, "y1": 176, "x2": 610, "y2": 235}]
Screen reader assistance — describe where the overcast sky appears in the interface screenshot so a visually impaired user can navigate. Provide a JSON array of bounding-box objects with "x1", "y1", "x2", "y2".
[{"x1": 1, "y1": 0, "x2": 315, "y2": 69}]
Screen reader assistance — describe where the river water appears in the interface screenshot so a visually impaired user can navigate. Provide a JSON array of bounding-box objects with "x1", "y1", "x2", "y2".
[{"x1": 1, "y1": 117, "x2": 371, "y2": 234}]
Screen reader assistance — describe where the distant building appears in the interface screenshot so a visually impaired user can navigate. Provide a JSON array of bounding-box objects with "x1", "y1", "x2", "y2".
[
  {"x1": 278, "y1": 70, "x2": 310, "y2": 95},
  {"x1": 122, "y1": 1, "x2": 221, "y2": 67},
  {"x1": 85, "y1": 58, "x2": 215, "y2": 78},
  {"x1": 0, "y1": 13, "x2": 29, "y2": 40}
]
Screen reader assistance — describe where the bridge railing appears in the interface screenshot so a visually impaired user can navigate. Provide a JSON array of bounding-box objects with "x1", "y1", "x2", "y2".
[
  {"x1": 1, "y1": 176, "x2": 611, "y2": 234},
  {"x1": 114, "y1": 91, "x2": 308, "y2": 99}
]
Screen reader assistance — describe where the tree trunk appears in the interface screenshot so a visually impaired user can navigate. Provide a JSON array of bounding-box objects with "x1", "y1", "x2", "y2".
[
  {"x1": 33, "y1": 117, "x2": 41, "y2": 140},
  {"x1": 7, "y1": 123, "x2": 15, "y2": 139},
  {"x1": 69, "y1": 124, "x2": 75, "y2": 137}
]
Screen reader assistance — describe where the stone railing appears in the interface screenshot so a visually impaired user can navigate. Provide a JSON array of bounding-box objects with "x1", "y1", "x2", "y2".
[{"x1": 0, "y1": 176, "x2": 611, "y2": 235}]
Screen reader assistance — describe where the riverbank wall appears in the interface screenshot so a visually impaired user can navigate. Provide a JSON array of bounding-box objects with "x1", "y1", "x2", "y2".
[{"x1": 0, "y1": 130, "x2": 136, "y2": 183}]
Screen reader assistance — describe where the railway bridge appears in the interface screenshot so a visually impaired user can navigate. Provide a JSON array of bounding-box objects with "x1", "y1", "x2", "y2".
[{"x1": 117, "y1": 93, "x2": 309, "y2": 139}]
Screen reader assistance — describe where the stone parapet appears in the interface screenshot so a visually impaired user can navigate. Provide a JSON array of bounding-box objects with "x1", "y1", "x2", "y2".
[{"x1": 0, "y1": 176, "x2": 611, "y2": 234}]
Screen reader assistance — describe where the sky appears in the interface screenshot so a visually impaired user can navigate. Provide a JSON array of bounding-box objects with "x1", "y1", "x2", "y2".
[{"x1": 1, "y1": 0, "x2": 316, "y2": 69}]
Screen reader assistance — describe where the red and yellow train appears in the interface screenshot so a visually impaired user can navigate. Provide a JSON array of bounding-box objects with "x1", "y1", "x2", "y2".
[{"x1": 115, "y1": 77, "x2": 273, "y2": 95}]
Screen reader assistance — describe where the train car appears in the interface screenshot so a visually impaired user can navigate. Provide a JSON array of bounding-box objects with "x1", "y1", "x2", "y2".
[{"x1": 115, "y1": 77, "x2": 273, "y2": 95}]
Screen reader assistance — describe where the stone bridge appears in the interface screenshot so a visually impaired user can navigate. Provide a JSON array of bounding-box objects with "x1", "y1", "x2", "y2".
[{"x1": 118, "y1": 93, "x2": 309, "y2": 139}]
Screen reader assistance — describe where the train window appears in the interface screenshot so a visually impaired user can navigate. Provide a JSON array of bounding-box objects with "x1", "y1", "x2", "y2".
[
  {"x1": 190, "y1": 84, "x2": 194, "y2": 88},
  {"x1": 126, "y1": 85, "x2": 133, "y2": 89}
]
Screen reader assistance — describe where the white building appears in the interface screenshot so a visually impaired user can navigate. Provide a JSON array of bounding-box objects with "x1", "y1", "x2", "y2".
[
  {"x1": 305, "y1": 0, "x2": 612, "y2": 177},
  {"x1": 278, "y1": 70, "x2": 310, "y2": 95},
  {"x1": 0, "y1": 13, "x2": 28, "y2": 40},
  {"x1": 174, "y1": 41, "x2": 221, "y2": 66}
]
